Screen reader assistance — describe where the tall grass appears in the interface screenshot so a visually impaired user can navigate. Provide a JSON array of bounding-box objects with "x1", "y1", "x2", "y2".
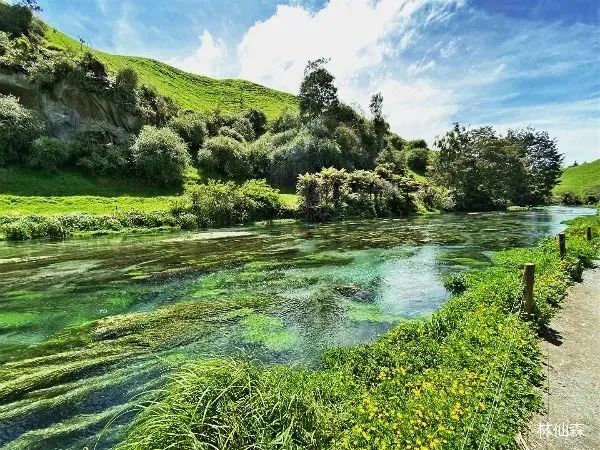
[{"x1": 119, "y1": 214, "x2": 600, "y2": 449}]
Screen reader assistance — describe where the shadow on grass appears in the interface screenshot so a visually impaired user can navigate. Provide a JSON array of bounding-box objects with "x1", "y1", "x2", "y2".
[{"x1": 0, "y1": 168, "x2": 178, "y2": 197}]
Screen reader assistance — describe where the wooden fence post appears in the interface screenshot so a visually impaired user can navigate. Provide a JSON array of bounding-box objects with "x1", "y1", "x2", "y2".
[
  {"x1": 558, "y1": 232, "x2": 566, "y2": 260},
  {"x1": 586, "y1": 226, "x2": 592, "y2": 241},
  {"x1": 522, "y1": 263, "x2": 535, "y2": 316}
]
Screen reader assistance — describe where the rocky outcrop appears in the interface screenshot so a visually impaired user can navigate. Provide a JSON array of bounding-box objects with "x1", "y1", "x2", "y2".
[{"x1": 0, "y1": 68, "x2": 139, "y2": 138}]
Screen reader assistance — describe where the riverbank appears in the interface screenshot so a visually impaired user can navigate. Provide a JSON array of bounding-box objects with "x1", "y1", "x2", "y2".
[{"x1": 117, "y1": 214, "x2": 600, "y2": 449}]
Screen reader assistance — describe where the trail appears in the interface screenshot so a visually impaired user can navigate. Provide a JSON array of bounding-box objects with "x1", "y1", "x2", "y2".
[{"x1": 523, "y1": 266, "x2": 600, "y2": 449}]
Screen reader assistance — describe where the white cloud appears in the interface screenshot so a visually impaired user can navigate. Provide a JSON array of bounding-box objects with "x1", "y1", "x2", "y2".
[
  {"x1": 237, "y1": 0, "x2": 458, "y2": 93},
  {"x1": 407, "y1": 59, "x2": 436, "y2": 75},
  {"x1": 168, "y1": 30, "x2": 229, "y2": 77},
  {"x1": 374, "y1": 78, "x2": 457, "y2": 143},
  {"x1": 235, "y1": 0, "x2": 461, "y2": 141}
]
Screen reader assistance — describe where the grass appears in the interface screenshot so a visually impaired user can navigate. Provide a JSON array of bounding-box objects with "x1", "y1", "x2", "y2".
[
  {"x1": 553, "y1": 159, "x2": 600, "y2": 198},
  {"x1": 0, "y1": 167, "x2": 180, "y2": 216},
  {"x1": 43, "y1": 27, "x2": 299, "y2": 120},
  {"x1": 0, "y1": 167, "x2": 298, "y2": 218},
  {"x1": 118, "y1": 214, "x2": 600, "y2": 449}
]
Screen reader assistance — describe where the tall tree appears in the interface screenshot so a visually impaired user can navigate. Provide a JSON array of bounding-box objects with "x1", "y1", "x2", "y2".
[
  {"x1": 299, "y1": 58, "x2": 338, "y2": 120},
  {"x1": 369, "y1": 92, "x2": 388, "y2": 151}
]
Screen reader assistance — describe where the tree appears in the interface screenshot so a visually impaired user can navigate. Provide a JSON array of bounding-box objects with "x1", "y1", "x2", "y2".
[
  {"x1": 506, "y1": 127, "x2": 563, "y2": 205},
  {"x1": 432, "y1": 124, "x2": 560, "y2": 210},
  {"x1": 0, "y1": 94, "x2": 45, "y2": 164},
  {"x1": 369, "y1": 92, "x2": 388, "y2": 151},
  {"x1": 299, "y1": 58, "x2": 338, "y2": 120},
  {"x1": 132, "y1": 126, "x2": 190, "y2": 187}
]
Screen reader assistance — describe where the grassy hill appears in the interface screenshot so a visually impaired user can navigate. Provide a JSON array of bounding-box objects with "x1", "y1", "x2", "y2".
[
  {"x1": 553, "y1": 159, "x2": 600, "y2": 200},
  {"x1": 43, "y1": 27, "x2": 298, "y2": 119}
]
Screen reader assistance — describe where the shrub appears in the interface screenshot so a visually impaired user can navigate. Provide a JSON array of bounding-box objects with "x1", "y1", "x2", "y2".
[
  {"x1": 168, "y1": 112, "x2": 207, "y2": 155},
  {"x1": 26, "y1": 136, "x2": 70, "y2": 171},
  {"x1": 243, "y1": 109, "x2": 267, "y2": 137},
  {"x1": 444, "y1": 272, "x2": 468, "y2": 294},
  {"x1": 183, "y1": 179, "x2": 283, "y2": 227},
  {"x1": 0, "y1": 94, "x2": 45, "y2": 164},
  {"x1": 3, "y1": 216, "x2": 69, "y2": 240},
  {"x1": 270, "y1": 129, "x2": 341, "y2": 187},
  {"x1": 297, "y1": 167, "x2": 416, "y2": 221},
  {"x1": 405, "y1": 147, "x2": 429, "y2": 173},
  {"x1": 115, "y1": 67, "x2": 139, "y2": 90},
  {"x1": 198, "y1": 136, "x2": 249, "y2": 180},
  {"x1": 78, "y1": 52, "x2": 108, "y2": 83},
  {"x1": 416, "y1": 184, "x2": 455, "y2": 211},
  {"x1": 268, "y1": 110, "x2": 300, "y2": 133},
  {"x1": 218, "y1": 126, "x2": 245, "y2": 142},
  {"x1": 132, "y1": 126, "x2": 190, "y2": 187}
]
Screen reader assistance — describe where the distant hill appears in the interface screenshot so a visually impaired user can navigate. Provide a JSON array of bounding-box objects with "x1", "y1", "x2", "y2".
[
  {"x1": 42, "y1": 27, "x2": 299, "y2": 119},
  {"x1": 553, "y1": 159, "x2": 600, "y2": 201}
]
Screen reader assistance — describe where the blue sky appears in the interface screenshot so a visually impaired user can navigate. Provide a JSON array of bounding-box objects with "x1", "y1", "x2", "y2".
[{"x1": 37, "y1": 0, "x2": 599, "y2": 162}]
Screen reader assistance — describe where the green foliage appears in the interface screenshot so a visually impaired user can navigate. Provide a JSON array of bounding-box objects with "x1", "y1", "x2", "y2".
[
  {"x1": 0, "y1": 2, "x2": 42, "y2": 39},
  {"x1": 405, "y1": 147, "x2": 429, "y2": 173},
  {"x1": 297, "y1": 167, "x2": 418, "y2": 221},
  {"x1": 168, "y1": 111, "x2": 208, "y2": 156},
  {"x1": 415, "y1": 183, "x2": 455, "y2": 212},
  {"x1": 243, "y1": 108, "x2": 267, "y2": 137},
  {"x1": 119, "y1": 359, "x2": 352, "y2": 450},
  {"x1": 269, "y1": 110, "x2": 301, "y2": 133},
  {"x1": 0, "y1": 94, "x2": 45, "y2": 164},
  {"x1": 25, "y1": 136, "x2": 70, "y2": 171},
  {"x1": 270, "y1": 128, "x2": 342, "y2": 186},
  {"x1": 181, "y1": 179, "x2": 283, "y2": 227},
  {"x1": 199, "y1": 136, "x2": 249, "y2": 180},
  {"x1": 115, "y1": 66, "x2": 139, "y2": 90},
  {"x1": 433, "y1": 124, "x2": 563, "y2": 210},
  {"x1": 132, "y1": 126, "x2": 190, "y2": 187},
  {"x1": 299, "y1": 58, "x2": 339, "y2": 120}
]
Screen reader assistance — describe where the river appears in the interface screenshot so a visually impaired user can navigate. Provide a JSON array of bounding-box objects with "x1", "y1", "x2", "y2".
[{"x1": 0, "y1": 206, "x2": 595, "y2": 448}]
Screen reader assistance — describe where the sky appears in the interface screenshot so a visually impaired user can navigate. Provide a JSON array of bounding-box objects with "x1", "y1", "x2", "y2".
[{"x1": 37, "y1": 0, "x2": 600, "y2": 163}]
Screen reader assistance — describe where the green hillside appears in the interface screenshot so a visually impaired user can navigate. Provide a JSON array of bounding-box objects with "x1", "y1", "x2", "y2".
[
  {"x1": 43, "y1": 27, "x2": 298, "y2": 119},
  {"x1": 553, "y1": 159, "x2": 600, "y2": 199}
]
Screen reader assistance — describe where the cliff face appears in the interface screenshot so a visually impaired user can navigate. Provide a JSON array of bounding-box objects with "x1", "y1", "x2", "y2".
[{"x1": 0, "y1": 69, "x2": 139, "y2": 137}]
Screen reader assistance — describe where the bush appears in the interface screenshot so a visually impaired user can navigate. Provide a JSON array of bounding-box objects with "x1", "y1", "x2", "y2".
[
  {"x1": 184, "y1": 179, "x2": 283, "y2": 227},
  {"x1": 115, "y1": 67, "x2": 139, "y2": 90},
  {"x1": 416, "y1": 184, "x2": 455, "y2": 211},
  {"x1": 0, "y1": 94, "x2": 45, "y2": 164},
  {"x1": 270, "y1": 129, "x2": 341, "y2": 187},
  {"x1": 268, "y1": 110, "x2": 300, "y2": 133},
  {"x1": 168, "y1": 112, "x2": 207, "y2": 155},
  {"x1": 26, "y1": 136, "x2": 70, "y2": 171},
  {"x1": 405, "y1": 147, "x2": 429, "y2": 173},
  {"x1": 198, "y1": 136, "x2": 249, "y2": 180},
  {"x1": 3, "y1": 216, "x2": 69, "y2": 240},
  {"x1": 244, "y1": 109, "x2": 267, "y2": 137},
  {"x1": 297, "y1": 167, "x2": 417, "y2": 221},
  {"x1": 132, "y1": 126, "x2": 190, "y2": 187}
]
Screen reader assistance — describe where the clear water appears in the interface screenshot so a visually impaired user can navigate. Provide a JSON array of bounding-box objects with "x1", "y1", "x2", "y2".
[{"x1": 0, "y1": 206, "x2": 594, "y2": 448}]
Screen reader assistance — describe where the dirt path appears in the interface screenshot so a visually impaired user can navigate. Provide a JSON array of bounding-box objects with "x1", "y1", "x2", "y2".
[{"x1": 522, "y1": 266, "x2": 600, "y2": 449}]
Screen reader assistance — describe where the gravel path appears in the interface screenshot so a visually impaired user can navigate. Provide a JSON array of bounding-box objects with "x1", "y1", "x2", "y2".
[{"x1": 522, "y1": 266, "x2": 600, "y2": 449}]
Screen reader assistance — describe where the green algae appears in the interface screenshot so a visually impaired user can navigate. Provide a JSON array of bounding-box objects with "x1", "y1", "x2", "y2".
[
  {"x1": 0, "y1": 312, "x2": 40, "y2": 330},
  {"x1": 347, "y1": 302, "x2": 402, "y2": 323},
  {"x1": 240, "y1": 314, "x2": 298, "y2": 352}
]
